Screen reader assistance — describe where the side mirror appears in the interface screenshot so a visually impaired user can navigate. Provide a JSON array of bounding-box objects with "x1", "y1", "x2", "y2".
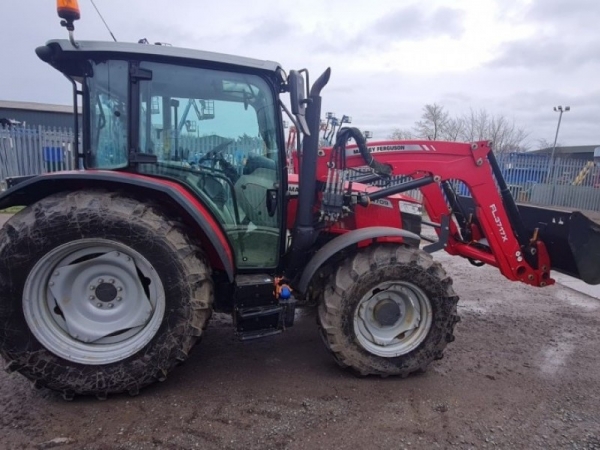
[{"x1": 288, "y1": 70, "x2": 310, "y2": 136}]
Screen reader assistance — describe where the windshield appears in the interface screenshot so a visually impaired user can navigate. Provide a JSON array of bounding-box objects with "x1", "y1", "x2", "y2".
[{"x1": 138, "y1": 63, "x2": 278, "y2": 164}]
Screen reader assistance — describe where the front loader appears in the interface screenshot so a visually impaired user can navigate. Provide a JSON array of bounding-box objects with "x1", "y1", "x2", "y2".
[{"x1": 0, "y1": 2, "x2": 598, "y2": 399}]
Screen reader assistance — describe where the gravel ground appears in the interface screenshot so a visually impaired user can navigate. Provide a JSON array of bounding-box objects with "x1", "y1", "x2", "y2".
[{"x1": 0, "y1": 213, "x2": 599, "y2": 450}]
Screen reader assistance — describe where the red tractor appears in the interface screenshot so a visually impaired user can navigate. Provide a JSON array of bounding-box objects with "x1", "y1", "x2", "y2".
[{"x1": 0, "y1": 3, "x2": 598, "y2": 399}]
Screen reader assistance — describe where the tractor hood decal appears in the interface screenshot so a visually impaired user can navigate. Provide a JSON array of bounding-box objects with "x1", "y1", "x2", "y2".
[{"x1": 345, "y1": 144, "x2": 437, "y2": 157}]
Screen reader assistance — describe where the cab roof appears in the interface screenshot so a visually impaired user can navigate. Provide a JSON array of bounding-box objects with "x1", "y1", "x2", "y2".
[{"x1": 36, "y1": 39, "x2": 283, "y2": 74}]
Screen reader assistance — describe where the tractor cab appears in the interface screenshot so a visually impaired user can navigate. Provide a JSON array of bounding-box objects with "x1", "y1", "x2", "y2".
[{"x1": 36, "y1": 38, "x2": 292, "y2": 270}]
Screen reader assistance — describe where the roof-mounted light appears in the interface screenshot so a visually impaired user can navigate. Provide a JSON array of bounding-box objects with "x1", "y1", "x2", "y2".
[
  {"x1": 58, "y1": 0, "x2": 81, "y2": 24},
  {"x1": 57, "y1": 0, "x2": 80, "y2": 47}
]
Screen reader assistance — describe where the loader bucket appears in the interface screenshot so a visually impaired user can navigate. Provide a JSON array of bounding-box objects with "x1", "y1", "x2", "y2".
[
  {"x1": 455, "y1": 196, "x2": 600, "y2": 285},
  {"x1": 517, "y1": 204, "x2": 600, "y2": 285}
]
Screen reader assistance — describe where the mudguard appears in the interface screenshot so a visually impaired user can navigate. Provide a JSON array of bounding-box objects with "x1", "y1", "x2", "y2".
[
  {"x1": 0, "y1": 171, "x2": 235, "y2": 281},
  {"x1": 295, "y1": 226, "x2": 420, "y2": 295}
]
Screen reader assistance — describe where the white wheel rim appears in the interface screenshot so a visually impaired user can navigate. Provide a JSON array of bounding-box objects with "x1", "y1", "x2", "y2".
[
  {"x1": 23, "y1": 238, "x2": 165, "y2": 365},
  {"x1": 353, "y1": 281, "x2": 433, "y2": 357}
]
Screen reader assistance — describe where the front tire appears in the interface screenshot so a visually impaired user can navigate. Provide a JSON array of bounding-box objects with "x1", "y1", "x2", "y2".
[
  {"x1": 318, "y1": 244, "x2": 459, "y2": 377},
  {"x1": 0, "y1": 191, "x2": 213, "y2": 398}
]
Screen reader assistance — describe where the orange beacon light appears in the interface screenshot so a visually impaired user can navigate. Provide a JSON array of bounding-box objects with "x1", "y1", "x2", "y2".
[{"x1": 57, "y1": 0, "x2": 81, "y2": 23}]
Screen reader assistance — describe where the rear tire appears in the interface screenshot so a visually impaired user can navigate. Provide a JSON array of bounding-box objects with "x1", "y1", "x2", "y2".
[
  {"x1": 0, "y1": 191, "x2": 213, "y2": 398},
  {"x1": 318, "y1": 244, "x2": 459, "y2": 377}
]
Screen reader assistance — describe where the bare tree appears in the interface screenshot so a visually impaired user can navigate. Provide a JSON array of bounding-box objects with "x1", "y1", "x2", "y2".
[
  {"x1": 457, "y1": 108, "x2": 528, "y2": 153},
  {"x1": 443, "y1": 117, "x2": 465, "y2": 142},
  {"x1": 414, "y1": 103, "x2": 450, "y2": 140},
  {"x1": 535, "y1": 138, "x2": 562, "y2": 150},
  {"x1": 391, "y1": 104, "x2": 530, "y2": 152},
  {"x1": 389, "y1": 128, "x2": 415, "y2": 140}
]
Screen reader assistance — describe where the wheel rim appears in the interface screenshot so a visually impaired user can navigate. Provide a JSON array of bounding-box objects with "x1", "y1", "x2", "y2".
[
  {"x1": 23, "y1": 238, "x2": 166, "y2": 365},
  {"x1": 353, "y1": 281, "x2": 432, "y2": 358}
]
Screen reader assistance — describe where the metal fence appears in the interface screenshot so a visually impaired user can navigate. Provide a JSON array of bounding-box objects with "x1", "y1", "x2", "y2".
[
  {"x1": 498, "y1": 154, "x2": 600, "y2": 211},
  {"x1": 1, "y1": 127, "x2": 599, "y2": 212},
  {"x1": 0, "y1": 126, "x2": 78, "y2": 181},
  {"x1": 485, "y1": 153, "x2": 598, "y2": 212}
]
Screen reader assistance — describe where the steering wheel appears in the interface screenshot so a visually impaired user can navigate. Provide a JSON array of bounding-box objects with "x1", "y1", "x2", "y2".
[
  {"x1": 197, "y1": 140, "x2": 239, "y2": 182},
  {"x1": 197, "y1": 140, "x2": 234, "y2": 166}
]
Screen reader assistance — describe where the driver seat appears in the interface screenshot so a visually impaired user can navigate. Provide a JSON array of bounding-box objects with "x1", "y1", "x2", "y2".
[{"x1": 234, "y1": 168, "x2": 278, "y2": 228}]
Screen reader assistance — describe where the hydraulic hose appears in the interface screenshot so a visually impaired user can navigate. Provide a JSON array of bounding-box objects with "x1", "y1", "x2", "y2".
[{"x1": 334, "y1": 127, "x2": 392, "y2": 176}]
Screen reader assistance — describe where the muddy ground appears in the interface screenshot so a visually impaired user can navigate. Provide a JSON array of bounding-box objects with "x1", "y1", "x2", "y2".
[{"x1": 0, "y1": 213, "x2": 599, "y2": 450}]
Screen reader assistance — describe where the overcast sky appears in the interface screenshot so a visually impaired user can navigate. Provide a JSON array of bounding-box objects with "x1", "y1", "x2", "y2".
[{"x1": 1, "y1": 0, "x2": 598, "y2": 148}]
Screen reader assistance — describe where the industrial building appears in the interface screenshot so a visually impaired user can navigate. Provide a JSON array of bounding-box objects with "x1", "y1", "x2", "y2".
[
  {"x1": 0, "y1": 100, "x2": 78, "y2": 129},
  {"x1": 530, "y1": 145, "x2": 600, "y2": 161}
]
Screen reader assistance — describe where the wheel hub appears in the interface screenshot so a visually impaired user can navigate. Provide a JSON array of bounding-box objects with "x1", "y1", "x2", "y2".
[
  {"x1": 373, "y1": 298, "x2": 401, "y2": 327},
  {"x1": 95, "y1": 282, "x2": 118, "y2": 302}
]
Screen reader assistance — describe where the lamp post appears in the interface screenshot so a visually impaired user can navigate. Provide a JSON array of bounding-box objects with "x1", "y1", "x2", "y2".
[{"x1": 549, "y1": 105, "x2": 570, "y2": 205}]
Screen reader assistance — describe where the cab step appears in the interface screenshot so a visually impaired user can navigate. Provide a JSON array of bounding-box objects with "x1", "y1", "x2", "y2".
[{"x1": 233, "y1": 274, "x2": 296, "y2": 340}]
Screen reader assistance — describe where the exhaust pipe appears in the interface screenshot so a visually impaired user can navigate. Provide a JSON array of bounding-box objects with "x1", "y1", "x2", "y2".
[{"x1": 286, "y1": 68, "x2": 331, "y2": 279}]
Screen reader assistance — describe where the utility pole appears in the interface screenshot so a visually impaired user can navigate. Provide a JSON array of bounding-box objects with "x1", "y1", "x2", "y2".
[{"x1": 549, "y1": 105, "x2": 570, "y2": 205}]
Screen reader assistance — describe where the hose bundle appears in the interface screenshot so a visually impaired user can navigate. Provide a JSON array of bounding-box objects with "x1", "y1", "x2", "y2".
[{"x1": 333, "y1": 127, "x2": 392, "y2": 176}]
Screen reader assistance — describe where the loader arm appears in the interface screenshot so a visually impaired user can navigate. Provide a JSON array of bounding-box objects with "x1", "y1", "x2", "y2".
[{"x1": 315, "y1": 139, "x2": 598, "y2": 287}]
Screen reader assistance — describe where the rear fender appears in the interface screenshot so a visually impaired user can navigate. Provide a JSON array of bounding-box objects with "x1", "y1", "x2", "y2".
[
  {"x1": 0, "y1": 171, "x2": 235, "y2": 282},
  {"x1": 295, "y1": 226, "x2": 420, "y2": 296}
]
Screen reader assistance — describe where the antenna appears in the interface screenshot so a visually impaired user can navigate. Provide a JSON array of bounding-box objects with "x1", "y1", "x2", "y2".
[{"x1": 89, "y1": 0, "x2": 118, "y2": 42}]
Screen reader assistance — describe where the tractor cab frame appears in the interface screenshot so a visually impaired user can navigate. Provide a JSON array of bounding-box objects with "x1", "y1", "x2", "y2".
[{"x1": 37, "y1": 39, "x2": 292, "y2": 275}]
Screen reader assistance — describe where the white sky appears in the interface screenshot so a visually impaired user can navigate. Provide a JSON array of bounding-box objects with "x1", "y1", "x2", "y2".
[{"x1": 1, "y1": 0, "x2": 598, "y2": 148}]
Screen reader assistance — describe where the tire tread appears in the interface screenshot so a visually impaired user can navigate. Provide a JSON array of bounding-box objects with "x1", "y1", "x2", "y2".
[
  {"x1": 0, "y1": 190, "x2": 214, "y2": 398},
  {"x1": 317, "y1": 244, "x2": 459, "y2": 378}
]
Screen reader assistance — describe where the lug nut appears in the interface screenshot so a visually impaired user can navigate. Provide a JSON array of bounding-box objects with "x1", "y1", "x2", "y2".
[
  {"x1": 49, "y1": 281, "x2": 54, "y2": 287},
  {"x1": 117, "y1": 287, "x2": 123, "y2": 292},
  {"x1": 90, "y1": 285, "x2": 95, "y2": 290},
  {"x1": 108, "y1": 304, "x2": 114, "y2": 309},
  {"x1": 89, "y1": 296, "x2": 95, "y2": 300},
  {"x1": 54, "y1": 271, "x2": 60, "y2": 277},
  {"x1": 98, "y1": 278, "x2": 104, "y2": 284},
  {"x1": 110, "y1": 279, "x2": 115, "y2": 284},
  {"x1": 117, "y1": 297, "x2": 122, "y2": 302},
  {"x1": 97, "y1": 303, "x2": 103, "y2": 308}
]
